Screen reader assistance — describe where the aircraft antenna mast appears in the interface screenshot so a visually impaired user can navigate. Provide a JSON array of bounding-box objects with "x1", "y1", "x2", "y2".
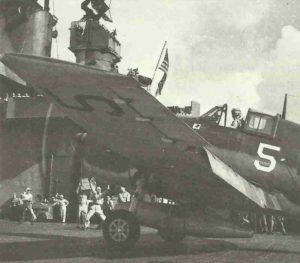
[{"x1": 282, "y1": 93, "x2": 287, "y2": 119}]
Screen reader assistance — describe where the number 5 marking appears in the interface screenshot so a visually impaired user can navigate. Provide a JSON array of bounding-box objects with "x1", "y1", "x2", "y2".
[{"x1": 254, "y1": 143, "x2": 281, "y2": 173}]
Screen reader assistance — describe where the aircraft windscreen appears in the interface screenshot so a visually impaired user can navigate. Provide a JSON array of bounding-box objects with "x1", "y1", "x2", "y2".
[{"x1": 200, "y1": 104, "x2": 227, "y2": 126}]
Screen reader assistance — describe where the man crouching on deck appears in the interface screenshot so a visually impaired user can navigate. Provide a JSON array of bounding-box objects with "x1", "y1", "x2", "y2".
[{"x1": 84, "y1": 184, "x2": 108, "y2": 229}]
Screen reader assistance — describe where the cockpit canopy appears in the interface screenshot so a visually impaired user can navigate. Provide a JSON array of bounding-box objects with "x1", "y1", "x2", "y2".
[
  {"x1": 244, "y1": 109, "x2": 280, "y2": 138},
  {"x1": 200, "y1": 105, "x2": 280, "y2": 138},
  {"x1": 200, "y1": 104, "x2": 228, "y2": 127}
]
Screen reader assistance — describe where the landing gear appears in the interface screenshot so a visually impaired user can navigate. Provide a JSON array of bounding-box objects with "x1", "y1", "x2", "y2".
[
  {"x1": 158, "y1": 229, "x2": 185, "y2": 243},
  {"x1": 103, "y1": 210, "x2": 140, "y2": 250}
]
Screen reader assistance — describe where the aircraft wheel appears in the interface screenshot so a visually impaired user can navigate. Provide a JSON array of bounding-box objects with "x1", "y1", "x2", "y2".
[
  {"x1": 158, "y1": 229, "x2": 185, "y2": 243},
  {"x1": 103, "y1": 210, "x2": 140, "y2": 250}
]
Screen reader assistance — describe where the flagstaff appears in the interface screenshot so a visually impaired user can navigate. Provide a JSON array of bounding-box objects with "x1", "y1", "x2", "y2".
[
  {"x1": 155, "y1": 48, "x2": 169, "y2": 96},
  {"x1": 149, "y1": 41, "x2": 167, "y2": 92}
]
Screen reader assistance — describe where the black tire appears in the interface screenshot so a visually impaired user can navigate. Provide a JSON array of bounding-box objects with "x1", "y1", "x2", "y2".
[
  {"x1": 158, "y1": 229, "x2": 185, "y2": 243},
  {"x1": 103, "y1": 210, "x2": 140, "y2": 250}
]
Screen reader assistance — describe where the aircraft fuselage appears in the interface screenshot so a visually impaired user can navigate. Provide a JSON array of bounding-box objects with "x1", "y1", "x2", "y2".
[{"x1": 184, "y1": 113, "x2": 300, "y2": 206}]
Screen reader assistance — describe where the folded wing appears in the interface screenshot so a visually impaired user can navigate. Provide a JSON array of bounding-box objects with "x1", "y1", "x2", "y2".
[{"x1": 2, "y1": 53, "x2": 299, "y2": 216}]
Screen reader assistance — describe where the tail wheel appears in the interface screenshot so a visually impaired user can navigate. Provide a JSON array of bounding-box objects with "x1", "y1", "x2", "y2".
[
  {"x1": 103, "y1": 210, "x2": 140, "y2": 249},
  {"x1": 158, "y1": 229, "x2": 185, "y2": 243}
]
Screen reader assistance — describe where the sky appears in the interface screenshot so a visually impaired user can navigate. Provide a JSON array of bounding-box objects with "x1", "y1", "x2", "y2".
[{"x1": 39, "y1": 0, "x2": 300, "y2": 122}]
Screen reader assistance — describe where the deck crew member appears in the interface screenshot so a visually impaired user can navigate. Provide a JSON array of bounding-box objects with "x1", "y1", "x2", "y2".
[
  {"x1": 277, "y1": 215, "x2": 287, "y2": 235},
  {"x1": 53, "y1": 195, "x2": 69, "y2": 223},
  {"x1": 118, "y1": 186, "x2": 131, "y2": 203},
  {"x1": 84, "y1": 186, "x2": 107, "y2": 229},
  {"x1": 20, "y1": 188, "x2": 37, "y2": 224},
  {"x1": 76, "y1": 182, "x2": 90, "y2": 224},
  {"x1": 10, "y1": 193, "x2": 22, "y2": 221}
]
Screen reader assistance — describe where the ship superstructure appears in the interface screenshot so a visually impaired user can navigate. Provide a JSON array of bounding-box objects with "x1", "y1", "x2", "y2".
[{"x1": 0, "y1": 0, "x2": 122, "y2": 216}]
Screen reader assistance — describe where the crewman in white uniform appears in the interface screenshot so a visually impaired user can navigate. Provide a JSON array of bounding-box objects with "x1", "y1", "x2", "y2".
[
  {"x1": 20, "y1": 188, "x2": 37, "y2": 224},
  {"x1": 76, "y1": 182, "x2": 90, "y2": 224},
  {"x1": 118, "y1": 186, "x2": 131, "y2": 203},
  {"x1": 53, "y1": 195, "x2": 69, "y2": 223},
  {"x1": 84, "y1": 186, "x2": 107, "y2": 229}
]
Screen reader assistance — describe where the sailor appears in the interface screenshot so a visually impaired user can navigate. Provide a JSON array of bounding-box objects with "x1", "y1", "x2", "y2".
[
  {"x1": 103, "y1": 195, "x2": 114, "y2": 216},
  {"x1": 250, "y1": 212, "x2": 258, "y2": 233},
  {"x1": 20, "y1": 188, "x2": 37, "y2": 224},
  {"x1": 76, "y1": 182, "x2": 90, "y2": 224},
  {"x1": 81, "y1": 0, "x2": 112, "y2": 22},
  {"x1": 129, "y1": 173, "x2": 149, "y2": 212},
  {"x1": 258, "y1": 213, "x2": 268, "y2": 233},
  {"x1": 231, "y1": 108, "x2": 244, "y2": 129},
  {"x1": 52, "y1": 193, "x2": 60, "y2": 221},
  {"x1": 118, "y1": 186, "x2": 131, "y2": 203},
  {"x1": 52, "y1": 195, "x2": 69, "y2": 223},
  {"x1": 78, "y1": 194, "x2": 90, "y2": 224},
  {"x1": 127, "y1": 68, "x2": 135, "y2": 77},
  {"x1": 10, "y1": 193, "x2": 22, "y2": 221},
  {"x1": 267, "y1": 214, "x2": 275, "y2": 234},
  {"x1": 277, "y1": 215, "x2": 287, "y2": 235},
  {"x1": 127, "y1": 68, "x2": 139, "y2": 77},
  {"x1": 84, "y1": 186, "x2": 107, "y2": 229}
]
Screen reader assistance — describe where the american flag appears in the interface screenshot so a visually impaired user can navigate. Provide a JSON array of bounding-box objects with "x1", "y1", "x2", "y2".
[
  {"x1": 155, "y1": 49, "x2": 169, "y2": 96},
  {"x1": 159, "y1": 49, "x2": 169, "y2": 74}
]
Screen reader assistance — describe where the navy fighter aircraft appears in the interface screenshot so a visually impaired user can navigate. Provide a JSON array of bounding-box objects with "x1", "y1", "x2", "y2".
[{"x1": 1, "y1": 53, "x2": 300, "y2": 249}]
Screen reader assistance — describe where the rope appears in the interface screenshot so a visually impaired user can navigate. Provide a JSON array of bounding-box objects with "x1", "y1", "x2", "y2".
[
  {"x1": 52, "y1": 0, "x2": 59, "y2": 59},
  {"x1": 52, "y1": 0, "x2": 55, "y2": 14},
  {"x1": 55, "y1": 35, "x2": 59, "y2": 59},
  {"x1": 108, "y1": 0, "x2": 113, "y2": 21}
]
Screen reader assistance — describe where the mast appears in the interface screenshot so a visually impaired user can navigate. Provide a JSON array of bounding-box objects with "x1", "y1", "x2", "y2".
[
  {"x1": 149, "y1": 41, "x2": 167, "y2": 92},
  {"x1": 44, "y1": 0, "x2": 50, "y2": 11},
  {"x1": 282, "y1": 93, "x2": 287, "y2": 120}
]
